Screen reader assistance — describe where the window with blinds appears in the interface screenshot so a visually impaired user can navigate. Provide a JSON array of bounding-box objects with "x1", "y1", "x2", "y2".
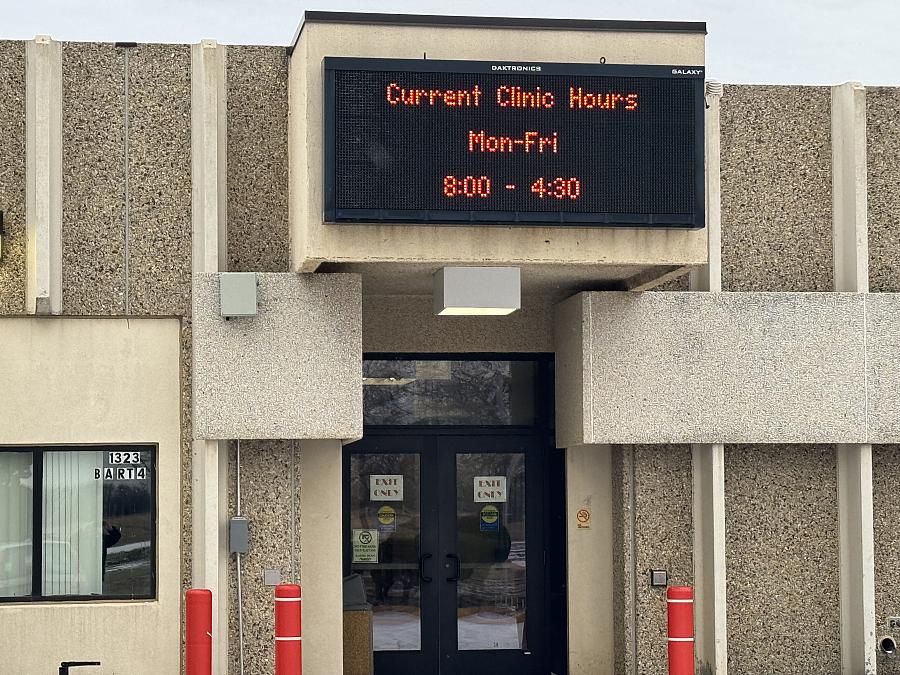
[{"x1": 0, "y1": 445, "x2": 155, "y2": 601}]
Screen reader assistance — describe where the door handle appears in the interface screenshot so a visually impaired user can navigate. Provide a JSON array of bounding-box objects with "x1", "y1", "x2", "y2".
[
  {"x1": 419, "y1": 553, "x2": 433, "y2": 582},
  {"x1": 446, "y1": 553, "x2": 460, "y2": 582}
]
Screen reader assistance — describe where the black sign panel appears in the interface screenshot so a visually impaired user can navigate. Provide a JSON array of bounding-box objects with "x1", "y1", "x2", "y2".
[{"x1": 324, "y1": 58, "x2": 705, "y2": 228}]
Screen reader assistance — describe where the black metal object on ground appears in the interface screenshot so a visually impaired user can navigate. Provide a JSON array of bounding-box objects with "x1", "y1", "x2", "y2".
[{"x1": 59, "y1": 662, "x2": 101, "y2": 674}]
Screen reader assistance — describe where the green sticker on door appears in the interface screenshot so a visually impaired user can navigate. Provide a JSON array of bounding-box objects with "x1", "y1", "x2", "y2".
[
  {"x1": 480, "y1": 504, "x2": 500, "y2": 532},
  {"x1": 352, "y1": 528, "x2": 379, "y2": 563}
]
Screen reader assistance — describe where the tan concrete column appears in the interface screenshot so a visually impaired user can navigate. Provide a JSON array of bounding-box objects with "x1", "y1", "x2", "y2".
[
  {"x1": 299, "y1": 439, "x2": 345, "y2": 675},
  {"x1": 832, "y1": 82, "x2": 869, "y2": 292},
  {"x1": 25, "y1": 35, "x2": 62, "y2": 315},
  {"x1": 191, "y1": 39, "x2": 227, "y2": 273},
  {"x1": 566, "y1": 444, "x2": 615, "y2": 674},
  {"x1": 190, "y1": 439, "x2": 230, "y2": 671},
  {"x1": 832, "y1": 81, "x2": 876, "y2": 675},
  {"x1": 692, "y1": 444, "x2": 727, "y2": 673},
  {"x1": 690, "y1": 81, "x2": 728, "y2": 674},
  {"x1": 190, "y1": 37, "x2": 229, "y2": 674}
]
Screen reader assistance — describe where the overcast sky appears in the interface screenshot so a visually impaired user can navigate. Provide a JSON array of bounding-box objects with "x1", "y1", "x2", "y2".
[{"x1": 4, "y1": 0, "x2": 898, "y2": 85}]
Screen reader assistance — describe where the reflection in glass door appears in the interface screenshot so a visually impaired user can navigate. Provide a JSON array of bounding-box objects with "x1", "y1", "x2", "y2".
[
  {"x1": 455, "y1": 452, "x2": 526, "y2": 651},
  {"x1": 347, "y1": 435, "x2": 546, "y2": 675},
  {"x1": 347, "y1": 444, "x2": 435, "y2": 667}
]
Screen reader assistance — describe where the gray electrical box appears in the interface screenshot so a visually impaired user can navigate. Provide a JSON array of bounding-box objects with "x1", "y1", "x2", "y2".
[
  {"x1": 229, "y1": 516, "x2": 249, "y2": 554},
  {"x1": 219, "y1": 272, "x2": 258, "y2": 318}
]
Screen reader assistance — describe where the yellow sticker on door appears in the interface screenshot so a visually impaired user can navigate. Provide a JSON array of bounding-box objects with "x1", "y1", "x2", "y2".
[
  {"x1": 377, "y1": 505, "x2": 396, "y2": 533},
  {"x1": 480, "y1": 504, "x2": 500, "y2": 532}
]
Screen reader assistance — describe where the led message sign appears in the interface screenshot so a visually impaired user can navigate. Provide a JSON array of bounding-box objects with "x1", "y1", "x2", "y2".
[{"x1": 324, "y1": 58, "x2": 705, "y2": 228}]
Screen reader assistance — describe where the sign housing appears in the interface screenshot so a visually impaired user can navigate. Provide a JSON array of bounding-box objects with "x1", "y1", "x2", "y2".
[{"x1": 324, "y1": 57, "x2": 705, "y2": 228}]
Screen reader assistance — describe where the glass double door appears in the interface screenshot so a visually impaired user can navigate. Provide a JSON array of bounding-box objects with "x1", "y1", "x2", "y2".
[{"x1": 345, "y1": 434, "x2": 546, "y2": 675}]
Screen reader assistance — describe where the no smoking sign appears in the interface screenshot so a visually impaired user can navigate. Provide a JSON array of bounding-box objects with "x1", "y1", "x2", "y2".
[{"x1": 576, "y1": 507, "x2": 592, "y2": 530}]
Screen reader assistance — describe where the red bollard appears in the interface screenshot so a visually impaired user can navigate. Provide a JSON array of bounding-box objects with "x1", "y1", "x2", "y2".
[
  {"x1": 275, "y1": 584, "x2": 302, "y2": 675},
  {"x1": 185, "y1": 588, "x2": 212, "y2": 675},
  {"x1": 667, "y1": 586, "x2": 694, "y2": 675}
]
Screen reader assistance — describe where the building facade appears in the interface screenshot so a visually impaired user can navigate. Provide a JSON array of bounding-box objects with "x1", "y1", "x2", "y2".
[{"x1": 1, "y1": 11, "x2": 899, "y2": 675}]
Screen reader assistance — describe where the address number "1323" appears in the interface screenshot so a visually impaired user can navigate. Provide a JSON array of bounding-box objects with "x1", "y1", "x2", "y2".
[{"x1": 108, "y1": 451, "x2": 142, "y2": 464}]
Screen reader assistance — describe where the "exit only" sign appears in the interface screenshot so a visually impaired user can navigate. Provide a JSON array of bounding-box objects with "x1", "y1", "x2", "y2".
[
  {"x1": 474, "y1": 476, "x2": 507, "y2": 503},
  {"x1": 370, "y1": 474, "x2": 404, "y2": 501}
]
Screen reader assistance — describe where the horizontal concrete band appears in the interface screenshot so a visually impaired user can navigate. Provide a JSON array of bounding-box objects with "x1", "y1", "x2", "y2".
[{"x1": 555, "y1": 291, "x2": 900, "y2": 446}]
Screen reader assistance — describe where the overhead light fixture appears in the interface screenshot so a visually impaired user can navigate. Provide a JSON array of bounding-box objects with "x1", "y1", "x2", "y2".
[{"x1": 433, "y1": 266, "x2": 521, "y2": 316}]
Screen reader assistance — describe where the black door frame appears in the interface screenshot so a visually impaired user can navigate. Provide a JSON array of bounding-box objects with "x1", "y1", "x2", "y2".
[{"x1": 343, "y1": 354, "x2": 565, "y2": 675}]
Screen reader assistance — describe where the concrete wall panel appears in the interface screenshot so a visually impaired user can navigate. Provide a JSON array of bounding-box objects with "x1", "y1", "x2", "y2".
[
  {"x1": 559, "y1": 292, "x2": 868, "y2": 445},
  {"x1": 554, "y1": 294, "x2": 589, "y2": 449},
  {"x1": 61, "y1": 43, "x2": 126, "y2": 314},
  {"x1": 867, "y1": 87, "x2": 900, "y2": 293},
  {"x1": 720, "y1": 86, "x2": 832, "y2": 292},
  {"x1": 227, "y1": 46, "x2": 290, "y2": 273},
  {"x1": 0, "y1": 317, "x2": 182, "y2": 674},
  {"x1": 193, "y1": 272, "x2": 362, "y2": 440},
  {"x1": 126, "y1": 44, "x2": 192, "y2": 316},
  {"x1": 363, "y1": 293, "x2": 554, "y2": 353},
  {"x1": 725, "y1": 444, "x2": 840, "y2": 674},
  {"x1": 0, "y1": 41, "x2": 26, "y2": 314},
  {"x1": 874, "y1": 444, "x2": 900, "y2": 674},
  {"x1": 566, "y1": 445, "x2": 615, "y2": 674},
  {"x1": 867, "y1": 294, "x2": 900, "y2": 443}
]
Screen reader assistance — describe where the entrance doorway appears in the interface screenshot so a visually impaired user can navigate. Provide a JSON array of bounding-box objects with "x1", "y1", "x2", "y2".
[{"x1": 344, "y1": 357, "x2": 565, "y2": 675}]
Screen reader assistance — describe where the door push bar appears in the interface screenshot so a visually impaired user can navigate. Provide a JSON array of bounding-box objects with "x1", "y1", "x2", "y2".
[
  {"x1": 419, "y1": 553, "x2": 433, "y2": 582},
  {"x1": 59, "y1": 663, "x2": 101, "y2": 674}
]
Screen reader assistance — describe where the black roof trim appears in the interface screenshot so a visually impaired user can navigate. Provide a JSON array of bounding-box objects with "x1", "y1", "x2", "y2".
[{"x1": 287, "y1": 11, "x2": 706, "y2": 55}]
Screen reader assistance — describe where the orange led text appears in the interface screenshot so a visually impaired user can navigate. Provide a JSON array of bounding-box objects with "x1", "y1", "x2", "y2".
[
  {"x1": 468, "y1": 130, "x2": 559, "y2": 153},
  {"x1": 386, "y1": 83, "x2": 483, "y2": 107},
  {"x1": 569, "y1": 88, "x2": 639, "y2": 110}
]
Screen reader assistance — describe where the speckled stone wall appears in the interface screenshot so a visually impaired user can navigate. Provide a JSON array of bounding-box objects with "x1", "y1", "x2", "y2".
[
  {"x1": 0, "y1": 41, "x2": 26, "y2": 314},
  {"x1": 720, "y1": 86, "x2": 833, "y2": 292},
  {"x1": 874, "y1": 444, "x2": 900, "y2": 674},
  {"x1": 610, "y1": 448, "x2": 630, "y2": 673},
  {"x1": 867, "y1": 87, "x2": 900, "y2": 293},
  {"x1": 62, "y1": 43, "x2": 127, "y2": 314},
  {"x1": 62, "y1": 43, "x2": 191, "y2": 314},
  {"x1": 228, "y1": 439, "x2": 301, "y2": 675},
  {"x1": 126, "y1": 44, "x2": 192, "y2": 316},
  {"x1": 61, "y1": 40, "x2": 194, "y2": 600},
  {"x1": 226, "y1": 46, "x2": 290, "y2": 273},
  {"x1": 612, "y1": 445, "x2": 693, "y2": 674},
  {"x1": 724, "y1": 445, "x2": 841, "y2": 673}
]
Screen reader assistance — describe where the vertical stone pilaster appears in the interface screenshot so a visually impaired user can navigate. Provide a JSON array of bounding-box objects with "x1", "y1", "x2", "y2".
[
  {"x1": 190, "y1": 38, "x2": 229, "y2": 674},
  {"x1": 690, "y1": 81, "x2": 728, "y2": 674},
  {"x1": 832, "y1": 81, "x2": 876, "y2": 675},
  {"x1": 25, "y1": 35, "x2": 62, "y2": 314}
]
